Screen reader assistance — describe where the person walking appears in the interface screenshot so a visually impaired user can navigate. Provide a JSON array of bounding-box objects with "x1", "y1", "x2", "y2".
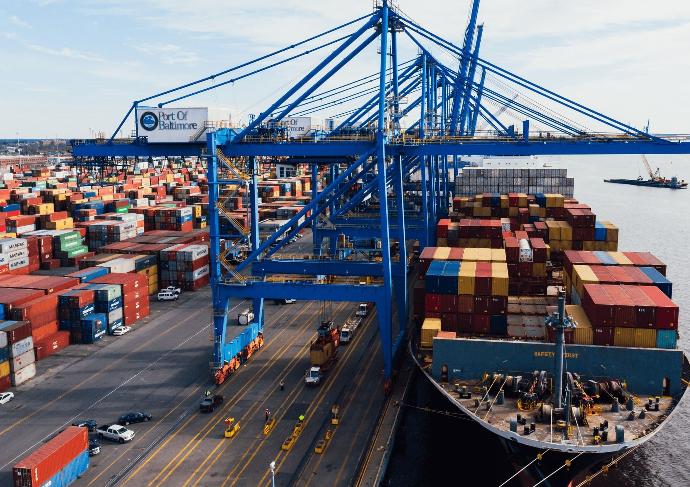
[
  {"x1": 279, "y1": 379, "x2": 285, "y2": 391},
  {"x1": 265, "y1": 408, "x2": 270, "y2": 423}
]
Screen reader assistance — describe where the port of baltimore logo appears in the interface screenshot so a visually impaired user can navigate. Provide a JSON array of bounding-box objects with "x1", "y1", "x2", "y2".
[{"x1": 140, "y1": 111, "x2": 159, "y2": 131}]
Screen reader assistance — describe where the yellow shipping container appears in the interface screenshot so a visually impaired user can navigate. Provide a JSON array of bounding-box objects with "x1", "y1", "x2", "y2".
[
  {"x1": 634, "y1": 328, "x2": 657, "y2": 348},
  {"x1": 593, "y1": 241, "x2": 607, "y2": 251},
  {"x1": 561, "y1": 240, "x2": 573, "y2": 250},
  {"x1": 491, "y1": 263, "x2": 509, "y2": 296},
  {"x1": 193, "y1": 205, "x2": 202, "y2": 217},
  {"x1": 602, "y1": 221, "x2": 619, "y2": 242},
  {"x1": 436, "y1": 238, "x2": 448, "y2": 247},
  {"x1": 546, "y1": 220, "x2": 561, "y2": 241},
  {"x1": 532, "y1": 263, "x2": 546, "y2": 277},
  {"x1": 434, "y1": 247, "x2": 451, "y2": 260},
  {"x1": 421, "y1": 318, "x2": 442, "y2": 348},
  {"x1": 476, "y1": 248, "x2": 492, "y2": 262},
  {"x1": 609, "y1": 251, "x2": 632, "y2": 265},
  {"x1": 582, "y1": 240, "x2": 595, "y2": 251},
  {"x1": 566, "y1": 304, "x2": 593, "y2": 345},
  {"x1": 573, "y1": 265, "x2": 599, "y2": 297},
  {"x1": 500, "y1": 195, "x2": 509, "y2": 209},
  {"x1": 529, "y1": 204, "x2": 540, "y2": 217},
  {"x1": 508, "y1": 207, "x2": 519, "y2": 217},
  {"x1": 606, "y1": 241, "x2": 618, "y2": 251},
  {"x1": 559, "y1": 221, "x2": 573, "y2": 241},
  {"x1": 0, "y1": 360, "x2": 9, "y2": 378},
  {"x1": 474, "y1": 207, "x2": 491, "y2": 217},
  {"x1": 491, "y1": 248, "x2": 506, "y2": 262},
  {"x1": 458, "y1": 261, "x2": 476, "y2": 295},
  {"x1": 518, "y1": 193, "x2": 528, "y2": 207},
  {"x1": 614, "y1": 328, "x2": 636, "y2": 347},
  {"x1": 463, "y1": 248, "x2": 478, "y2": 261}
]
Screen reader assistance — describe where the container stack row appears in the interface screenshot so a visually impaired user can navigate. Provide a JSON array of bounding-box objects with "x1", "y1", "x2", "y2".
[
  {"x1": 454, "y1": 167, "x2": 574, "y2": 198},
  {"x1": 421, "y1": 259, "x2": 509, "y2": 339},
  {"x1": 159, "y1": 244, "x2": 210, "y2": 290}
]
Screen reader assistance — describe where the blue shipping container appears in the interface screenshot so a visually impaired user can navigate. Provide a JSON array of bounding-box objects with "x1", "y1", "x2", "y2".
[
  {"x1": 425, "y1": 261, "x2": 445, "y2": 294},
  {"x1": 95, "y1": 297, "x2": 122, "y2": 314},
  {"x1": 108, "y1": 318, "x2": 123, "y2": 333},
  {"x1": 594, "y1": 222, "x2": 607, "y2": 241},
  {"x1": 656, "y1": 329, "x2": 677, "y2": 349},
  {"x1": 76, "y1": 266, "x2": 109, "y2": 282},
  {"x1": 594, "y1": 250, "x2": 616, "y2": 265},
  {"x1": 639, "y1": 267, "x2": 673, "y2": 298},
  {"x1": 490, "y1": 315, "x2": 508, "y2": 335},
  {"x1": 438, "y1": 261, "x2": 460, "y2": 295},
  {"x1": 42, "y1": 450, "x2": 89, "y2": 487},
  {"x1": 80, "y1": 313, "x2": 107, "y2": 343},
  {"x1": 0, "y1": 304, "x2": 4, "y2": 320},
  {"x1": 0, "y1": 348, "x2": 8, "y2": 363}
]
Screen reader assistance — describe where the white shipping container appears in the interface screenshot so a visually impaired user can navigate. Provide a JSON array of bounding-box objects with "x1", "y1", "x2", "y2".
[
  {"x1": 0, "y1": 238, "x2": 27, "y2": 253},
  {"x1": 98, "y1": 257, "x2": 135, "y2": 274},
  {"x1": 192, "y1": 265, "x2": 210, "y2": 280},
  {"x1": 108, "y1": 307, "x2": 123, "y2": 324},
  {"x1": 7, "y1": 248, "x2": 29, "y2": 260},
  {"x1": 10, "y1": 349, "x2": 35, "y2": 371},
  {"x1": 0, "y1": 330, "x2": 6, "y2": 349},
  {"x1": 518, "y1": 239, "x2": 533, "y2": 263},
  {"x1": 10, "y1": 336, "x2": 34, "y2": 358},
  {"x1": 9, "y1": 257, "x2": 29, "y2": 270},
  {"x1": 15, "y1": 225, "x2": 36, "y2": 235},
  {"x1": 180, "y1": 245, "x2": 208, "y2": 261},
  {"x1": 11, "y1": 362, "x2": 36, "y2": 386},
  {"x1": 0, "y1": 253, "x2": 8, "y2": 266}
]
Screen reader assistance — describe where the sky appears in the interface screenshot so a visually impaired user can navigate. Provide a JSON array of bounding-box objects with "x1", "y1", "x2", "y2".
[{"x1": 2, "y1": 0, "x2": 690, "y2": 138}]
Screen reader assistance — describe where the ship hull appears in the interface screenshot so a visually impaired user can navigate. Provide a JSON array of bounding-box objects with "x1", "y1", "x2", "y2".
[
  {"x1": 604, "y1": 178, "x2": 687, "y2": 189},
  {"x1": 410, "y1": 339, "x2": 689, "y2": 484}
]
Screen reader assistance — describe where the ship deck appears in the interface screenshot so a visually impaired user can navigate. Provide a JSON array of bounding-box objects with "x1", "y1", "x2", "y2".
[{"x1": 438, "y1": 377, "x2": 673, "y2": 448}]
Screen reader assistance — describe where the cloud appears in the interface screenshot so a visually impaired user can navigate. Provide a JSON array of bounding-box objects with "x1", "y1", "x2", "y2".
[
  {"x1": 9, "y1": 15, "x2": 31, "y2": 29},
  {"x1": 1, "y1": 32, "x2": 17, "y2": 39},
  {"x1": 27, "y1": 44, "x2": 105, "y2": 62},
  {"x1": 132, "y1": 43, "x2": 200, "y2": 65}
]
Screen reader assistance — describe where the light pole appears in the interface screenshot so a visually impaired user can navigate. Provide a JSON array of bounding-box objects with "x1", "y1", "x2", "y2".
[{"x1": 269, "y1": 461, "x2": 276, "y2": 487}]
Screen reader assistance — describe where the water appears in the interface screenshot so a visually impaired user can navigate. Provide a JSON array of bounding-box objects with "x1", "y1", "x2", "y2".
[{"x1": 385, "y1": 155, "x2": 690, "y2": 487}]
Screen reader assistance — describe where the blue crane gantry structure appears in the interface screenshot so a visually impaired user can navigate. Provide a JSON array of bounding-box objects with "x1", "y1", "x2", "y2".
[{"x1": 72, "y1": 0, "x2": 690, "y2": 388}]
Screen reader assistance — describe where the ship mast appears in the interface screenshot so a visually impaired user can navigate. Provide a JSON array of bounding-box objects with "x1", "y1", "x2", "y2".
[{"x1": 545, "y1": 291, "x2": 575, "y2": 408}]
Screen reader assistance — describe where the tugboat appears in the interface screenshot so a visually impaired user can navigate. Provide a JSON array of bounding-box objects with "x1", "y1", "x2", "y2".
[{"x1": 605, "y1": 155, "x2": 687, "y2": 189}]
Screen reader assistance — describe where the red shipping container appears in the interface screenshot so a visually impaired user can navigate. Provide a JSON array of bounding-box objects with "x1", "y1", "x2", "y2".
[
  {"x1": 472, "y1": 315, "x2": 490, "y2": 334},
  {"x1": 457, "y1": 295, "x2": 474, "y2": 314},
  {"x1": 583, "y1": 284, "x2": 616, "y2": 327},
  {"x1": 625, "y1": 285, "x2": 656, "y2": 328},
  {"x1": 0, "y1": 288, "x2": 46, "y2": 311},
  {"x1": 593, "y1": 327, "x2": 614, "y2": 346},
  {"x1": 0, "y1": 375, "x2": 10, "y2": 393},
  {"x1": 425, "y1": 293, "x2": 441, "y2": 313},
  {"x1": 457, "y1": 313, "x2": 472, "y2": 333},
  {"x1": 439, "y1": 294, "x2": 457, "y2": 314},
  {"x1": 2, "y1": 321, "x2": 32, "y2": 344},
  {"x1": 10, "y1": 294, "x2": 59, "y2": 324},
  {"x1": 640, "y1": 286, "x2": 679, "y2": 329},
  {"x1": 473, "y1": 296, "x2": 491, "y2": 315},
  {"x1": 441, "y1": 313, "x2": 457, "y2": 333},
  {"x1": 607, "y1": 285, "x2": 636, "y2": 327},
  {"x1": 13, "y1": 426, "x2": 88, "y2": 487},
  {"x1": 92, "y1": 273, "x2": 146, "y2": 294},
  {"x1": 32, "y1": 321, "x2": 59, "y2": 343},
  {"x1": 489, "y1": 296, "x2": 507, "y2": 315},
  {"x1": 34, "y1": 331, "x2": 70, "y2": 361},
  {"x1": 425, "y1": 312, "x2": 441, "y2": 319}
]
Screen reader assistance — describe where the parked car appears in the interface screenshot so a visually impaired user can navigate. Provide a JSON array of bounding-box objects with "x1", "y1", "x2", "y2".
[
  {"x1": 162, "y1": 286, "x2": 181, "y2": 295},
  {"x1": 97, "y1": 424, "x2": 134, "y2": 444},
  {"x1": 88, "y1": 438, "x2": 101, "y2": 456},
  {"x1": 112, "y1": 326, "x2": 131, "y2": 336},
  {"x1": 0, "y1": 392, "x2": 14, "y2": 405},
  {"x1": 157, "y1": 290, "x2": 179, "y2": 301},
  {"x1": 72, "y1": 419, "x2": 98, "y2": 432},
  {"x1": 118, "y1": 411, "x2": 152, "y2": 425},
  {"x1": 200, "y1": 394, "x2": 224, "y2": 413}
]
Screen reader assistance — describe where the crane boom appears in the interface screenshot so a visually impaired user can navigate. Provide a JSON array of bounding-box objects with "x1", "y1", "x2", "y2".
[{"x1": 641, "y1": 154, "x2": 660, "y2": 181}]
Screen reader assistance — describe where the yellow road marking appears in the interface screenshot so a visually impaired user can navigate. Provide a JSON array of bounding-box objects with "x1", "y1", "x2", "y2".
[
  {"x1": 144, "y1": 301, "x2": 317, "y2": 486},
  {"x1": 123, "y1": 302, "x2": 299, "y2": 485},
  {"x1": 190, "y1": 302, "x2": 350, "y2": 487},
  {"x1": 253, "y1": 310, "x2": 377, "y2": 487}
]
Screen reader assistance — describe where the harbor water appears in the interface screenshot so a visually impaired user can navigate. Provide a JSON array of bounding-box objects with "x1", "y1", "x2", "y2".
[{"x1": 385, "y1": 156, "x2": 690, "y2": 487}]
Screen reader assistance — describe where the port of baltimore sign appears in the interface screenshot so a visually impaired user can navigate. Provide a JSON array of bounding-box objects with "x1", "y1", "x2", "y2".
[{"x1": 136, "y1": 107, "x2": 208, "y2": 143}]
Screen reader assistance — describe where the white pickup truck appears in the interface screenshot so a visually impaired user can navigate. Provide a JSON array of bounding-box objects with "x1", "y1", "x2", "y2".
[{"x1": 96, "y1": 424, "x2": 135, "y2": 444}]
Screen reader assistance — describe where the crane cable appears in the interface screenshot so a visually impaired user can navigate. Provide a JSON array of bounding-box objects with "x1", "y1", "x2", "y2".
[
  {"x1": 497, "y1": 450, "x2": 551, "y2": 487},
  {"x1": 532, "y1": 452, "x2": 585, "y2": 487}
]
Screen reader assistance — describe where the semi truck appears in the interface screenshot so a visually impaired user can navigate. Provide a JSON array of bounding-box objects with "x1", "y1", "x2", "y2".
[{"x1": 304, "y1": 321, "x2": 339, "y2": 386}]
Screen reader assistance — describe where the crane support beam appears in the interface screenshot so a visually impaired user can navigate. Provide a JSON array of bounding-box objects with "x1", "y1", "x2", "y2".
[
  {"x1": 252, "y1": 260, "x2": 407, "y2": 277},
  {"x1": 216, "y1": 281, "x2": 385, "y2": 303}
]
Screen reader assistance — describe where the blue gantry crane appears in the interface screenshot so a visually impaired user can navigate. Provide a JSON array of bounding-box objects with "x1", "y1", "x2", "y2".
[{"x1": 72, "y1": 0, "x2": 690, "y2": 389}]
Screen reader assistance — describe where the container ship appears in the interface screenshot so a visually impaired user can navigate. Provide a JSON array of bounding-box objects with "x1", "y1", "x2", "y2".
[
  {"x1": 604, "y1": 155, "x2": 687, "y2": 189},
  {"x1": 410, "y1": 167, "x2": 689, "y2": 486}
]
